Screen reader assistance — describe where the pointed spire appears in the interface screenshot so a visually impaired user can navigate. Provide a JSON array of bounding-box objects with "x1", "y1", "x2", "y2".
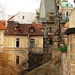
[{"x1": 40, "y1": 0, "x2": 58, "y2": 22}]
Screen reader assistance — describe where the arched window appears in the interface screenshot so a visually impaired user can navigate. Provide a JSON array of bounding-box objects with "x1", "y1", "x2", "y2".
[{"x1": 16, "y1": 55, "x2": 19, "y2": 65}]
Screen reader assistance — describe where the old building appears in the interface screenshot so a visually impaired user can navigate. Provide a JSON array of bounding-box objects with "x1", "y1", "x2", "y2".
[
  {"x1": 39, "y1": 0, "x2": 58, "y2": 22},
  {"x1": 35, "y1": 0, "x2": 73, "y2": 23},
  {"x1": 8, "y1": 12, "x2": 35, "y2": 24},
  {"x1": 60, "y1": 0, "x2": 73, "y2": 20},
  {"x1": 3, "y1": 21, "x2": 44, "y2": 73},
  {"x1": 0, "y1": 21, "x2": 6, "y2": 52}
]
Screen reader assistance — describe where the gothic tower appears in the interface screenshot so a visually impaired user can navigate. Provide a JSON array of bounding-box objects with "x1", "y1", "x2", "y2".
[
  {"x1": 56, "y1": 0, "x2": 61, "y2": 12},
  {"x1": 39, "y1": 0, "x2": 58, "y2": 22}
]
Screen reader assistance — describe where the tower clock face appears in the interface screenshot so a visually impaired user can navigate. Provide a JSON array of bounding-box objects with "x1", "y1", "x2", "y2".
[{"x1": 0, "y1": 12, "x2": 4, "y2": 20}]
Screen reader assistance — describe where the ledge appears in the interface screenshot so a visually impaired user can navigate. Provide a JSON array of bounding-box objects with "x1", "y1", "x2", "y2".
[{"x1": 65, "y1": 28, "x2": 75, "y2": 35}]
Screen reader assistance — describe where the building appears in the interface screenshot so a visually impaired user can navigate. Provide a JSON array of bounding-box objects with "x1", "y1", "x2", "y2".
[
  {"x1": 65, "y1": 7, "x2": 75, "y2": 75},
  {"x1": 39, "y1": 0, "x2": 58, "y2": 22},
  {"x1": 8, "y1": 12, "x2": 35, "y2": 24},
  {"x1": 57, "y1": 0, "x2": 73, "y2": 20},
  {"x1": 0, "y1": 21, "x2": 6, "y2": 52},
  {"x1": 3, "y1": 21, "x2": 44, "y2": 73},
  {"x1": 35, "y1": 0, "x2": 73, "y2": 23}
]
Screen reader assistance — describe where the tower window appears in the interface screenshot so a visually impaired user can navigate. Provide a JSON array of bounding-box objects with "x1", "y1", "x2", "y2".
[
  {"x1": 16, "y1": 38, "x2": 20, "y2": 47},
  {"x1": 57, "y1": 6, "x2": 59, "y2": 10},
  {"x1": 49, "y1": 38, "x2": 53, "y2": 45},
  {"x1": 57, "y1": 1, "x2": 59, "y2": 4},
  {"x1": 16, "y1": 55, "x2": 19, "y2": 65},
  {"x1": 49, "y1": 27, "x2": 52, "y2": 32},
  {"x1": 66, "y1": 4, "x2": 68, "y2": 6},
  {"x1": 66, "y1": 12, "x2": 68, "y2": 17},
  {"x1": 29, "y1": 27, "x2": 34, "y2": 33}
]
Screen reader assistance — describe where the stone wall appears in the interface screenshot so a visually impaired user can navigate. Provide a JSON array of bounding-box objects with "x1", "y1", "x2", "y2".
[{"x1": 61, "y1": 53, "x2": 68, "y2": 75}]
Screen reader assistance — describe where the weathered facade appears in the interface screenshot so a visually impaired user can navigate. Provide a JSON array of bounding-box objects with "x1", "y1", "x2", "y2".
[
  {"x1": 42, "y1": 10, "x2": 65, "y2": 53},
  {"x1": 3, "y1": 21, "x2": 44, "y2": 74},
  {"x1": 65, "y1": 8, "x2": 75, "y2": 75}
]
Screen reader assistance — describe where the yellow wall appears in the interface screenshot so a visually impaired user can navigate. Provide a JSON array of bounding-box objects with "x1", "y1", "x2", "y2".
[
  {"x1": 4, "y1": 35, "x2": 43, "y2": 49},
  {"x1": 5, "y1": 51, "x2": 28, "y2": 69},
  {"x1": 4, "y1": 35, "x2": 43, "y2": 69},
  {"x1": 4, "y1": 35, "x2": 28, "y2": 48}
]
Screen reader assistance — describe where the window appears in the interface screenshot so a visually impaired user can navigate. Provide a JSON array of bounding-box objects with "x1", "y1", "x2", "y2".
[
  {"x1": 30, "y1": 39, "x2": 35, "y2": 48},
  {"x1": 50, "y1": 17, "x2": 54, "y2": 21},
  {"x1": 49, "y1": 27, "x2": 52, "y2": 32},
  {"x1": 66, "y1": 12, "x2": 68, "y2": 17},
  {"x1": 49, "y1": 38, "x2": 53, "y2": 45},
  {"x1": 66, "y1": 4, "x2": 68, "y2": 6},
  {"x1": 22, "y1": 16, "x2": 24, "y2": 19},
  {"x1": 30, "y1": 29, "x2": 33, "y2": 32},
  {"x1": 57, "y1": 6, "x2": 59, "y2": 10},
  {"x1": 16, "y1": 55, "x2": 19, "y2": 64},
  {"x1": 16, "y1": 38, "x2": 20, "y2": 47}
]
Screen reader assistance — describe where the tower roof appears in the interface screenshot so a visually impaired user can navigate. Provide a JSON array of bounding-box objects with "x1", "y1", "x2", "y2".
[
  {"x1": 61, "y1": 1, "x2": 73, "y2": 7},
  {"x1": 40, "y1": 0, "x2": 58, "y2": 22}
]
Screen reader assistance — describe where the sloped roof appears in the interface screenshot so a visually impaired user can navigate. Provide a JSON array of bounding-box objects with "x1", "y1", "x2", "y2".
[
  {"x1": 32, "y1": 23, "x2": 41, "y2": 28},
  {"x1": 5, "y1": 21, "x2": 44, "y2": 36},
  {"x1": 61, "y1": 1, "x2": 73, "y2": 7},
  {"x1": 0, "y1": 21, "x2": 6, "y2": 30},
  {"x1": 20, "y1": 24, "x2": 44, "y2": 36}
]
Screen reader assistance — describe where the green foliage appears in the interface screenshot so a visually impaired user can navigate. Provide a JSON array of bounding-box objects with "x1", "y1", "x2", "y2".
[{"x1": 60, "y1": 44, "x2": 67, "y2": 51}]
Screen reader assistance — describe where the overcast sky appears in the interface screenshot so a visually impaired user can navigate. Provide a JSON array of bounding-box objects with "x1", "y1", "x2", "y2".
[{"x1": 0, "y1": 0, "x2": 74, "y2": 15}]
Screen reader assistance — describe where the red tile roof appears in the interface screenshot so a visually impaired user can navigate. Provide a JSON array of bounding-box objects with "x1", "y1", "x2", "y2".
[
  {"x1": 32, "y1": 23, "x2": 41, "y2": 28},
  {"x1": 5, "y1": 21, "x2": 44, "y2": 36},
  {"x1": 0, "y1": 21, "x2": 6, "y2": 30}
]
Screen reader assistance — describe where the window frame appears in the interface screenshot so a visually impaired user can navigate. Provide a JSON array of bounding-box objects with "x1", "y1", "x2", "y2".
[
  {"x1": 16, "y1": 38, "x2": 20, "y2": 47},
  {"x1": 30, "y1": 39, "x2": 35, "y2": 48},
  {"x1": 16, "y1": 55, "x2": 20, "y2": 65}
]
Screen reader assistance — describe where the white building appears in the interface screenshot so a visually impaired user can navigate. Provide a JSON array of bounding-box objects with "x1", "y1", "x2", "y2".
[{"x1": 8, "y1": 12, "x2": 35, "y2": 24}]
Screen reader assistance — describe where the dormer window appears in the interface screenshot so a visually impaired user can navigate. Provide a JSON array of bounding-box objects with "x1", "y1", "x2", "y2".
[
  {"x1": 29, "y1": 27, "x2": 34, "y2": 33},
  {"x1": 14, "y1": 27, "x2": 17, "y2": 31},
  {"x1": 30, "y1": 29, "x2": 33, "y2": 32}
]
